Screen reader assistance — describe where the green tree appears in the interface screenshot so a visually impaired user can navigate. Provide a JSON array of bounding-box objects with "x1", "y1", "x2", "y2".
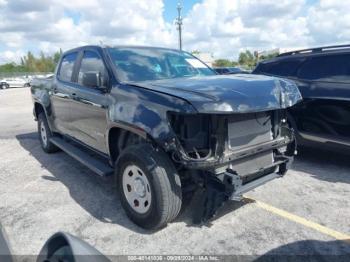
[
  {"x1": 213, "y1": 59, "x2": 238, "y2": 67},
  {"x1": 0, "y1": 62, "x2": 26, "y2": 73},
  {"x1": 237, "y1": 50, "x2": 279, "y2": 69},
  {"x1": 53, "y1": 49, "x2": 62, "y2": 65},
  {"x1": 259, "y1": 52, "x2": 279, "y2": 61},
  {"x1": 238, "y1": 50, "x2": 257, "y2": 69},
  {"x1": 191, "y1": 50, "x2": 201, "y2": 56},
  {"x1": 0, "y1": 49, "x2": 62, "y2": 73}
]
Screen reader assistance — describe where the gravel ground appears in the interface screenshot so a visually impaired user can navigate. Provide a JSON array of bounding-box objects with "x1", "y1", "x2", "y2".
[{"x1": 0, "y1": 88, "x2": 350, "y2": 260}]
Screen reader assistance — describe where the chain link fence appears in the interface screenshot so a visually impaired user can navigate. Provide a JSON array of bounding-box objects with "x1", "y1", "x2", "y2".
[{"x1": 0, "y1": 72, "x2": 53, "y2": 79}]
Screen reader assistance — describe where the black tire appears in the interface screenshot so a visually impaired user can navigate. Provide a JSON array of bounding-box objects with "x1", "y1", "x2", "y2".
[
  {"x1": 38, "y1": 113, "x2": 59, "y2": 153},
  {"x1": 287, "y1": 112, "x2": 302, "y2": 147},
  {"x1": 116, "y1": 143, "x2": 182, "y2": 230},
  {"x1": 1, "y1": 83, "x2": 9, "y2": 89}
]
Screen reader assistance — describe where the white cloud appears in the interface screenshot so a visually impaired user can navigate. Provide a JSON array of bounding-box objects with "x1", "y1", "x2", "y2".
[
  {"x1": 0, "y1": 50, "x2": 25, "y2": 64},
  {"x1": 179, "y1": 0, "x2": 350, "y2": 58},
  {"x1": 182, "y1": 0, "x2": 310, "y2": 58},
  {"x1": 0, "y1": 0, "x2": 176, "y2": 64},
  {"x1": 0, "y1": 33, "x2": 24, "y2": 48},
  {"x1": 306, "y1": 0, "x2": 350, "y2": 45},
  {"x1": 0, "y1": 0, "x2": 349, "y2": 64}
]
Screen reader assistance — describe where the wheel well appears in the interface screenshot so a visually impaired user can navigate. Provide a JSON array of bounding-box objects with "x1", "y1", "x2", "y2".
[
  {"x1": 34, "y1": 103, "x2": 45, "y2": 119},
  {"x1": 108, "y1": 127, "x2": 147, "y2": 163}
]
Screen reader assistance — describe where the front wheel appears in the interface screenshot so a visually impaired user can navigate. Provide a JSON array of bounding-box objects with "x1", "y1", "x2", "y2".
[
  {"x1": 116, "y1": 144, "x2": 182, "y2": 230},
  {"x1": 1, "y1": 83, "x2": 9, "y2": 89}
]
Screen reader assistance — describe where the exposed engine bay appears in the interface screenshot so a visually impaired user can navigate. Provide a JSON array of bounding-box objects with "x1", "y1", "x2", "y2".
[{"x1": 168, "y1": 110, "x2": 296, "y2": 223}]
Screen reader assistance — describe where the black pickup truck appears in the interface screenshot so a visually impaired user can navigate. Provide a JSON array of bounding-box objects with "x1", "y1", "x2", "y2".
[{"x1": 31, "y1": 45, "x2": 301, "y2": 229}]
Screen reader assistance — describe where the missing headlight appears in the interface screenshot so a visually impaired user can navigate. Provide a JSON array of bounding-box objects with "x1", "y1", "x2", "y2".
[{"x1": 168, "y1": 112, "x2": 212, "y2": 160}]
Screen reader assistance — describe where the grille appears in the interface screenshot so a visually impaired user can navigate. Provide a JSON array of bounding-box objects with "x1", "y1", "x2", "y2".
[
  {"x1": 228, "y1": 113, "x2": 272, "y2": 150},
  {"x1": 227, "y1": 113, "x2": 274, "y2": 176}
]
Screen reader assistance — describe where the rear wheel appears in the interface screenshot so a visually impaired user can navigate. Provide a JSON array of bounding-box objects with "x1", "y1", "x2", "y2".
[
  {"x1": 38, "y1": 113, "x2": 59, "y2": 153},
  {"x1": 116, "y1": 143, "x2": 182, "y2": 229}
]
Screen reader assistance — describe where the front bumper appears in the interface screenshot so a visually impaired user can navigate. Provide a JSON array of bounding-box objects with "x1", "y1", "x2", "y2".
[
  {"x1": 231, "y1": 172, "x2": 281, "y2": 198},
  {"x1": 226, "y1": 154, "x2": 293, "y2": 200},
  {"x1": 188, "y1": 126, "x2": 296, "y2": 224},
  {"x1": 189, "y1": 150, "x2": 294, "y2": 224}
]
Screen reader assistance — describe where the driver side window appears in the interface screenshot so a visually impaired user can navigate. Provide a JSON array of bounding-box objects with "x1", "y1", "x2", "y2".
[{"x1": 78, "y1": 51, "x2": 108, "y2": 88}]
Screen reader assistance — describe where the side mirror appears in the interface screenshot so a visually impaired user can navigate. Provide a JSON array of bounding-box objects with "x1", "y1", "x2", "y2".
[
  {"x1": 37, "y1": 232, "x2": 110, "y2": 262},
  {"x1": 82, "y1": 72, "x2": 101, "y2": 88}
]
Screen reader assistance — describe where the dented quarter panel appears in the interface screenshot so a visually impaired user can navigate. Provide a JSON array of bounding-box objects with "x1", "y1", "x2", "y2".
[
  {"x1": 106, "y1": 83, "x2": 196, "y2": 149},
  {"x1": 30, "y1": 77, "x2": 56, "y2": 130}
]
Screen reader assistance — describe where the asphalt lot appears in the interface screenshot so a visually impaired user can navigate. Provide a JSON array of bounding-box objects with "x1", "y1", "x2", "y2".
[{"x1": 1, "y1": 88, "x2": 350, "y2": 259}]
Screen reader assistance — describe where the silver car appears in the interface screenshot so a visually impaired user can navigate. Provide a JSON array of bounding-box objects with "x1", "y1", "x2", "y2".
[{"x1": 0, "y1": 77, "x2": 31, "y2": 89}]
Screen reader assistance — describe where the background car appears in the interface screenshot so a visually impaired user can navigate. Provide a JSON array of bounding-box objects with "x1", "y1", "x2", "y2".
[
  {"x1": 214, "y1": 67, "x2": 250, "y2": 74},
  {"x1": 0, "y1": 77, "x2": 31, "y2": 89},
  {"x1": 253, "y1": 44, "x2": 350, "y2": 153}
]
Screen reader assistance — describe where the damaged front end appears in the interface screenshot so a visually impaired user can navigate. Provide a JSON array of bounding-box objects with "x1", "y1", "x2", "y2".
[{"x1": 167, "y1": 110, "x2": 296, "y2": 223}]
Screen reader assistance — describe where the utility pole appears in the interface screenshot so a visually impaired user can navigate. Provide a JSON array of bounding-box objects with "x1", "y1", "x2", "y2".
[{"x1": 175, "y1": 1, "x2": 183, "y2": 50}]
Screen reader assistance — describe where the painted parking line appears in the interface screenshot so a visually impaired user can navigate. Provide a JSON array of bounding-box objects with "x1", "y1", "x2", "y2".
[{"x1": 245, "y1": 197, "x2": 350, "y2": 244}]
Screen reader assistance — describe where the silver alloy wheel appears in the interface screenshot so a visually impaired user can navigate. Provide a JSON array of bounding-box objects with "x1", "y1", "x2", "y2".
[
  {"x1": 122, "y1": 164, "x2": 152, "y2": 214},
  {"x1": 40, "y1": 121, "x2": 48, "y2": 147}
]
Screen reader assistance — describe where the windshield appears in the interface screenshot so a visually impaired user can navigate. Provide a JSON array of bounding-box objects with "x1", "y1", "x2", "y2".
[{"x1": 107, "y1": 47, "x2": 215, "y2": 82}]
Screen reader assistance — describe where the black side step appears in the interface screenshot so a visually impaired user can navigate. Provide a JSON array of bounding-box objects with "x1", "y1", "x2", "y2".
[{"x1": 50, "y1": 137, "x2": 114, "y2": 177}]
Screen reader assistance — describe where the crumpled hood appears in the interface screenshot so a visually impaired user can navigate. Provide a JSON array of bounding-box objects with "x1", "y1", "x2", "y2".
[{"x1": 131, "y1": 74, "x2": 302, "y2": 113}]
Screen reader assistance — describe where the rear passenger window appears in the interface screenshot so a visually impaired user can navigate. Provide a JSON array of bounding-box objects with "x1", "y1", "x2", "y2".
[
  {"x1": 59, "y1": 52, "x2": 77, "y2": 82},
  {"x1": 258, "y1": 59, "x2": 302, "y2": 77},
  {"x1": 297, "y1": 55, "x2": 350, "y2": 82},
  {"x1": 78, "y1": 51, "x2": 107, "y2": 88}
]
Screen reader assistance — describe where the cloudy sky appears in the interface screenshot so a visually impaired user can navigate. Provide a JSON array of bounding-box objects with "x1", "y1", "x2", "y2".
[{"x1": 0, "y1": 0, "x2": 349, "y2": 64}]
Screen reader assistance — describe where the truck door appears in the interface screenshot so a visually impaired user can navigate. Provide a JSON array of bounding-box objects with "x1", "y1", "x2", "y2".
[
  {"x1": 51, "y1": 52, "x2": 79, "y2": 135},
  {"x1": 295, "y1": 54, "x2": 350, "y2": 144},
  {"x1": 69, "y1": 50, "x2": 110, "y2": 154}
]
